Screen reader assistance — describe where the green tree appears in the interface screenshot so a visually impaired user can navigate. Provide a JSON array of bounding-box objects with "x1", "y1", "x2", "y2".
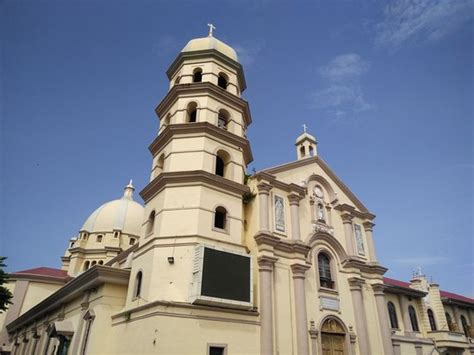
[{"x1": 0, "y1": 257, "x2": 13, "y2": 313}]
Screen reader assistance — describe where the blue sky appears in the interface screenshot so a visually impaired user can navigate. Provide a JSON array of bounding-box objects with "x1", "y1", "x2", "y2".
[{"x1": 1, "y1": 0, "x2": 472, "y2": 295}]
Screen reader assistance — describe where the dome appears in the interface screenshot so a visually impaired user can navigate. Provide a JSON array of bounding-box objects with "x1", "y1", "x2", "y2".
[
  {"x1": 181, "y1": 36, "x2": 238, "y2": 62},
  {"x1": 80, "y1": 181, "x2": 144, "y2": 237}
]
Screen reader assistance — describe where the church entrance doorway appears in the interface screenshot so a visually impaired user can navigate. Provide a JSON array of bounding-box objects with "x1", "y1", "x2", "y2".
[{"x1": 321, "y1": 318, "x2": 346, "y2": 355}]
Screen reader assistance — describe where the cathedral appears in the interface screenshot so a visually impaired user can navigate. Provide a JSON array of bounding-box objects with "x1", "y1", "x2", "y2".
[{"x1": 0, "y1": 31, "x2": 473, "y2": 355}]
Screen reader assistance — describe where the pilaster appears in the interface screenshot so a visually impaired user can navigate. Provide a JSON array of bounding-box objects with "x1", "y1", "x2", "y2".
[
  {"x1": 348, "y1": 277, "x2": 370, "y2": 355},
  {"x1": 257, "y1": 255, "x2": 278, "y2": 355},
  {"x1": 288, "y1": 193, "x2": 303, "y2": 241},
  {"x1": 362, "y1": 221, "x2": 378, "y2": 263},
  {"x1": 372, "y1": 284, "x2": 394, "y2": 355},
  {"x1": 291, "y1": 263, "x2": 311, "y2": 355},
  {"x1": 341, "y1": 213, "x2": 355, "y2": 255},
  {"x1": 257, "y1": 182, "x2": 273, "y2": 233}
]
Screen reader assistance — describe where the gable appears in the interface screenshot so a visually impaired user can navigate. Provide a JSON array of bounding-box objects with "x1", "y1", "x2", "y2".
[{"x1": 262, "y1": 156, "x2": 371, "y2": 215}]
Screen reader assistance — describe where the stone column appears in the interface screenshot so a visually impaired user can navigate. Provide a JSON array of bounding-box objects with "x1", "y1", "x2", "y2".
[
  {"x1": 372, "y1": 284, "x2": 394, "y2": 355},
  {"x1": 415, "y1": 343, "x2": 423, "y2": 355},
  {"x1": 362, "y1": 221, "x2": 378, "y2": 263},
  {"x1": 348, "y1": 278, "x2": 370, "y2": 355},
  {"x1": 392, "y1": 341, "x2": 401, "y2": 355},
  {"x1": 308, "y1": 320, "x2": 319, "y2": 355},
  {"x1": 341, "y1": 213, "x2": 355, "y2": 255},
  {"x1": 257, "y1": 183, "x2": 273, "y2": 232},
  {"x1": 288, "y1": 194, "x2": 302, "y2": 241},
  {"x1": 398, "y1": 295, "x2": 412, "y2": 334},
  {"x1": 291, "y1": 264, "x2": 311, "y2": 355},
  {"x1": 453, "y1": 307, "x2": 461, "y2": 331},
  {"x1": 258, "y1": 256, "x2": 277, "y2": 355}
]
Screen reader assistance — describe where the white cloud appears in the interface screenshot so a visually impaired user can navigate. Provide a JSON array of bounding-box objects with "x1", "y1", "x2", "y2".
[
  {"x1": 310, "y1": 85, "x2": 374, "y2": 112},
  {"x1": 310, "y1": 53, "x2": 374, "y2": 119},
  {"x1": 234, "y1": 42, "x2": 264, "y2": 66},
  {"x1": 375, "y1": 0, "x2": 474, "y2": 48},
  {"x1": 319, "y1": 54, "x2": 369, "y2": 81}
]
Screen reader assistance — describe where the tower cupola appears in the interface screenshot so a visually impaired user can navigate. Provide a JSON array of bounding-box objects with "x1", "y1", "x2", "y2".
[{"x1": 295, "y1": 125, "x2": 317, "y2": 160}]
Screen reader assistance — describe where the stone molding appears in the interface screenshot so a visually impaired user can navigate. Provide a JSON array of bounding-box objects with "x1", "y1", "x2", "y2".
[
  {"x1": 288, "y1": 193, "x2": 303, "y2": 206},
  {"x1": 342, "y1": 258, "x2": 388, "y2": 275},
  {"x1": 257, "y1": 255, "x2": 278, "y2": 272},
  {"x1": 149, "y1": 122, "x2": 253, "y2": 164},
  {"x1": 290, "y1": 264, "x2": 311, "y2": 279},
  {"x1": 254, "y1": 232, "x2": 311, "y2": 257},
  {"x1": 166, "y1": 49, "x2": 247, "y2": 91},
  {"x1": 156, "y1": 82, "x2": 251, "y2": 125},
  {"x1": 340, "y1": 212, "x2": 354, "y2": 224},
  {"x1": 348, "y1": 277, "x2": 365, "y2": 290},
  {"x1": 372, "y1": 283, "x2": 387, "y2": 296},
  {"x1": 334, "y1": 203, "x2": 375, "y2": 220},
  {"x1": 140, "y1": 170, "x2": 250, "y2": 203},
  {"x1": 362, "y1": 221, "x2": 375, "y2": 232},
  {"x1": 253, "y1": 171, "x2": 306, "y2": 195},
  {"x1": 256, "y1": 182, "x2": 273, "y2": 195}
]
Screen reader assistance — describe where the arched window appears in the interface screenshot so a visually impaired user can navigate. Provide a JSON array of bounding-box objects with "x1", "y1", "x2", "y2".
[
  {"x1": 156, "y1": 154, "x2": 165, "y2": 175},
  {"x1": 387, "y1": 301, "x2": 399, "y2": 329},
  {"x1": 98, "y1": 260, "x2": 103, "y2": 265},
  {"x1": 428, "y1": 309, "x2": 437, "y2": 331},
  {"x1": 83, "y1": 261, "x2": 90, "y2": 271},
  {"x1": 193, "y1": 68, "x2": 202, "y2": 83},
  {"x1": 215, "y1": 150, "x2": 230, "y2": 178},
  {"x1": 217, "y1": 109, "x2": 229, "y2": 130},
  {"x1": 461, "y1": 315, "x2": 469, "y2": 337},
  {"x1": 309, "y1": 145, "x2": 314, "y2": 156},
  {"x1": 446, "y1": 312, "x2": 453, "y2": 331},
  {"x1": 91, "y1": 260, "x2": 97, "y2": 266},
  {"x1": 318, "y1": 253, "x2": 334, "y2": 289},
  {"x1": 134, "y1": 271, "x2": 143, "y2": 298},
  {"x1": 408, "y1": 306, "x2": 419, "y2": 332},
  {"x1": 129, "y1": 238, "x2": 136, "y2": 246},
  {"x1": 214, "y1": 207, "x2": 227, "y2": 230},
  {"x1": 96, "y1": 235, "x2": 103, "y2": 243},
  {"x1": 300, "y1": 146, "x2": 305, "y2": 158},
  {"x1": 218, "y1": 73, "x2": 228, "y2": 89},
  {"x1": 186, "y1": 102, "x2": 197, "y2": 123},
  {"x1": 146, "y1": 211, "x2": 155, "y2": 235}
]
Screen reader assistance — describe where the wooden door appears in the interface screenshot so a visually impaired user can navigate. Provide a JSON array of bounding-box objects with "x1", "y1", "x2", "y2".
[{"x1": 321, "y1": 333, "x2": 345, "y2": 355}]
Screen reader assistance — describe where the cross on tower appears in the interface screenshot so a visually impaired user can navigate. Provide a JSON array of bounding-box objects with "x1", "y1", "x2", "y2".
[
  {"x1": 302, "y1": 123, "x2": 308, "y2": 133},
  {"x1": 207, "y1": 23, "x2": 216, "y2": 37}
]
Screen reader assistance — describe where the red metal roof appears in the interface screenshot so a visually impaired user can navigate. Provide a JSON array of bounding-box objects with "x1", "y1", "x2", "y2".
[
  {"x1": 440, "y1": 290, "x2": 474, "y2": 304},
  {"x1": 384, "y1": 277, "x2": 473, "y2": 305},
  {"x1": 383, "y1": 277, "x2": 411, "y2": 288},
  {"x1": 14, "y1": 267, "x2": 69, "y2": 279}
]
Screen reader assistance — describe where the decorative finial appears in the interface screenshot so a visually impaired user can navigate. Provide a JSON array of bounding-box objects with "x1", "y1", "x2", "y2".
[
  {"x1": 207, "y1": 23, "x2": 216, "y2": 37},
  {"x1": 123, "y1": 179, "x2": 135, "y2": 199},
  {"x1": 303, "y1": 123, "x2": 308, "y2": 133}
]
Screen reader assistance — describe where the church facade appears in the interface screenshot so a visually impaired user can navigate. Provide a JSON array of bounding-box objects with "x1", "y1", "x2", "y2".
[{"x1": 0, "y1": 33, "x2": 473, "y2": 355}]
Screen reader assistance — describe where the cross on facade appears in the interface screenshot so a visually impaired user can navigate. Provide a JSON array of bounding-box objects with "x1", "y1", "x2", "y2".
[
  {"x1": 303, "y1": 123, "x2": 308, "y2": 133},
  {"x1": 207, "y1": 23, "x2": 216, "y2": 37}
]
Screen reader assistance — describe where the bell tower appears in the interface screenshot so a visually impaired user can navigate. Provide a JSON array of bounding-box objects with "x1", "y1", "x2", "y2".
[{"x1": 129, "y1": 30, "x2": 253, "y2": 306}]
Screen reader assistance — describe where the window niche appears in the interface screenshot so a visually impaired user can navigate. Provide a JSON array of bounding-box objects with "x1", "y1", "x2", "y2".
[
  {"x1": 427, "y1": 309, "x2": 437, "y2": 331},
  {"x1": 408, "y1": 305, "x2": 420, "y2": 332},
  {"x1": 134, "y1": 271, "x2": 143, "y2": 299},
  {"x1": 186, "y1": 102, "x2": 198, "y2": 123},
  {"x1": 146, "y1": 211, "x2": 156, "y2": 236},
  {"x1": 214, "y1": 207, "x2": 227, "y2": 231},
  {"x1": 217, "y1": 73, "x2": 228, "y2": 89},
  {"x1": 387, "y1": 301, "x2": 399, "y2": 329},
  {"x1": 215, "y1": 150, "x2": 231, "y2": 178},
  {"x1": 193, "y1": 68, "x2": 202, "y2": 83},
  {"x1": 217, "y1": 109, "x2": 229, "y2": 130}
]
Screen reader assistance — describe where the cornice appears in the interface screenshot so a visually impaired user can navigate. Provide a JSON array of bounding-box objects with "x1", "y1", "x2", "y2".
[
  {"x1": 166, "y1": 49, "x2": 247, "y2": 92},
  {"x1": 67, "y1": 246, "x2": 122, "y2": 255},
  {"x1": 9, "y1": 274, "x2": 70, "y2": 285},
  {"x1": 341, "y1": 258, "x2": 388, "y2": 275},
  {"x1": 383, "y1": 284, "x2": 427, "y2": 298},
  {"x1": 253, "y1": 172, "x2": 305, "y2": 196},
  {"x1": 254, "y1": 232, "x2": 311, "y2": 257},
  {"x1": 149, "y1": 122, "x2": 253, "y2": 165},
  {"x1": 155, "y1": 82, "x2": 251, "y2": 126},
  {"x1": 334, "y1": 204, "x2": 375, "y2": 221},
  {"x1": 441, "y1": 298, "x2": 474, "y2": 309},
  {"x1": 290, "y1": 263, "x2": 311, "y2": 279},
  {"x1": 6, "y1": 266, "x2": 130, "y2": 333},
  {"x1": 140, "y1": 170, "x2": 250, "y2": 203}
]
